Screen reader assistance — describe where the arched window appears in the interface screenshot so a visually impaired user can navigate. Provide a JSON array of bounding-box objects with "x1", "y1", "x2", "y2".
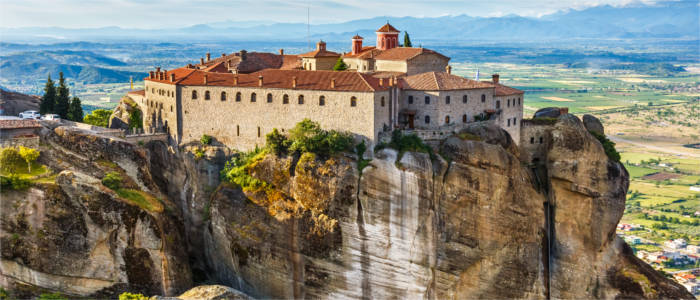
[
  {"x1": 350, "y1": 96, "x2": 357, "y2": 107},
  {"x1": 251, "y1": 93, "x2": 256, "y2": 102},
  {"x1": 298, "y1": 95, "x2": 304, "y2": 104},
  {"x1": 518, "y1": 98, "x2": 521, "y2": 105},
  {"x1": 408, "y1": 96, "x2": 414, "y2": 104},
  {"x1": 424, "y1": 96, "x2": 430, "y2": 104},
  {"x1": 319, "y1": 96, "x2": 325, "y2": 106},
  {"x1": 481, "y1": 94, "x2": 486, "y2": 103},
  {"x1": 446, "y1": 96, "x2": 450, "y2": 104},
  {"x1": 235, "y1": 92, "x2": 241, "y2": 102},
  {"x1": 463, "y1": 95, "x2": 468, "y2": 103},
  {"x1": 381, "y1": 97, "x2": 385, "y2": 107},
  {"x1": 191, "y1": 90, "x2": 197, "y2": 100},
  {"x1": 204, "y1": 91, "x2": 210, "y2": 100},
  {"x1": 283, "y1": 94, "x2": 289, "y2": 104},
  {"x1": 462, "y1": 114, "x2": 467, "y2": 123},
  {"x1": 496, "y1": 100, "x2": 500, "y2": 109},
  {"x1": 507, "y1": 99, "x2": 510, "y2": 107},
  {"x1": 445, "y1": 115, "x2": 450, "y2": 124},
  {"x1": 267, "y1": 93, "x2": 273, "y2": 103},
  {"x1": 221, "y1": 91, "x2": 227, "y2": 101},
  {"x1": 425, "y1": 115, "x2": 430, "y2": 124}
]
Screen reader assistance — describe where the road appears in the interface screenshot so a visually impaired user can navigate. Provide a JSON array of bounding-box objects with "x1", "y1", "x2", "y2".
[
  {"x1": 668, "y1": 268, "x2": 700, "y2": 275},
  {"x1": 607, "y1": 135, "x2": 700, "y2": 159}
]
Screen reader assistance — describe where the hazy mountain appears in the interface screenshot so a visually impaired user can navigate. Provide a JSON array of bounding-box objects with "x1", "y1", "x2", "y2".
[
  {"x1": 0, "y1": 0, "x2": 696, "y2": 43},
  {"x1": 0, "y1": 51, "x2": 142, "y2": 84}
]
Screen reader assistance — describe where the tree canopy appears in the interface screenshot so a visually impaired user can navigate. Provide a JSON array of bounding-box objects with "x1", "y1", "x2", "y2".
[
  {"x1": 333, "y1": 57, "x2": 348, "y2": 71},
  {"x1": 40, "y1": 75, "x2": 56, "y2": 114},
  {"x1": 83, "y1": 109, "x2": 112, "y2": 127},
  {"x1": 55, "y1": 72, "x2": 70, "y2": 119},
  {"x1": 67, "y1": 96, "x2": 83, "y2": 122},
  {"x1": 403, "y1": 32, "x2": 413, "y2": 47}
]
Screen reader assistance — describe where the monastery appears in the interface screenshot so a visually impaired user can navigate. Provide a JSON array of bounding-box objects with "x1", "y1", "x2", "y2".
[{"x1": 127, "y1": 23, "x2": 524, "y2": 151}]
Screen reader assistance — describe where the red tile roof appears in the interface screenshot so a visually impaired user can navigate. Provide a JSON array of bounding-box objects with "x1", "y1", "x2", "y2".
[
  {"x1": 128, "y1": 90, "x2": 145, "y2": 96},
  {"x1": 375, "y1": 47, "x2": 448, "y2": 61},
  {"x1": 343, "y1": 46, "x2": 381, "y2": 59},
  {"x1": 400, "y1": 72, "x2": 494, "y2": 91},
  {"x1": 299, "y1": 49, "x2": 341, "y2": 58},
  {"x1": 493, "y1": 83, "x2": 524, "y2": 96},
  {"x1": 147, "y1": 68, "x2": 388, "y2": 92},
  {"x1": 0, "y1": 119, "x2": 41, "y2": 129},
  {"x1": 197, "y1": 52, "x2": 301, "y2": 74},
  {"x1": 352, "y1": 34, "x2": 363, "y2": 39},
  {"x1": 377, "y1": 23, "x2": 399, "y2": 33}
]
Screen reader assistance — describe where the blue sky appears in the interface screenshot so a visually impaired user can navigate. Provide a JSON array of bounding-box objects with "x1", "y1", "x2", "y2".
[{"x1": 0, "y1": 0, "x2": 659, "y2": 28}]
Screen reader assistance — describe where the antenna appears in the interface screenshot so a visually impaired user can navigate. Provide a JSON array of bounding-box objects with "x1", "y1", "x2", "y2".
[{"x1": 307, "y1": 5, "x2": 311, "y2": 50}]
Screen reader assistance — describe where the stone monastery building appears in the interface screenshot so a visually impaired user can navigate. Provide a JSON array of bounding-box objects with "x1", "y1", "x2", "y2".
[{"x1": 129, "y1": 23, "x2": 524, "y2": 151}]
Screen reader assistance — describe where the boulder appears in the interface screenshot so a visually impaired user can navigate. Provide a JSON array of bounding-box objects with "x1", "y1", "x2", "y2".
[
  {"x1": 583, "y1": 114, "x2": 605, "y2": 135},
  {"x1": 534, "y1": 107, "x2": 562, "y2": 118}
]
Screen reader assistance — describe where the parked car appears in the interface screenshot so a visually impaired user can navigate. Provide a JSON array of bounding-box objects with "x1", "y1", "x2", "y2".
[
  {"x1": 41, "y1": 114, "x2": 61, "y2": 121},
  {"x1": 19, "y1": 110, "x2": 41, "y2": 119}
]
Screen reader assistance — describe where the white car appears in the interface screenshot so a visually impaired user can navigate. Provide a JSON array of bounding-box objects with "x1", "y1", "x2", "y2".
[
  {"x1": 19, "y1": 110, "x2": 41, "y2": 119},
  {"x1": 41, "y1": 114, "x2": 61, "y2": 121}
]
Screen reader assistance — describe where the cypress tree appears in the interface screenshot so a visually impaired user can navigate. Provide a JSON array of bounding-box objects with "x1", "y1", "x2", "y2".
[
  {"x1": 67, "y1": 96, "x2": 83, "y2": 122},
  {"x1": 333, "y1": 57, "x2": 348, "y2": 71},
  {"x1": 40, "y1": 75, "x2": 56, "y2": 114},
  {"x1": 55, "y1": 72, "x2": 70, "y2": 118},
  {"x1": 403, "y1": 32, "x2": 412, "y2": 47}
]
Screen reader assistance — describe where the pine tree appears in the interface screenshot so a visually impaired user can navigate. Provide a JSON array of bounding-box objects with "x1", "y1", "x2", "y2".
[
  {"x1": 54, "y1": 72, "x2": 70, "y2": 119},
  {"x1": 333, "y1": 57, "x2": 348, "y2": 71},
  {"x1": 403, "y1": 32, "x2": 412, "y2": 47},
  {"x1": 40, "y1": 75, "x2": 56, "y2": 114},
  {"x1": 67, "y1": 96, "x2": 83, "y2": 122}
]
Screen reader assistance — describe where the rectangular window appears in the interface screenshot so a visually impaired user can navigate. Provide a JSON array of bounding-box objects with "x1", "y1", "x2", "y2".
[
  {"x1": 237, "y1": 125, "x2": 240, "y2": 136},
  {"x1": 257, "y1": 126, "x2": 261, "y2": 137},
  {"x1": 408, "y1": 96, "x2": 414, "y2": 104},
  {"x1": 446, "y1": 96, "x2": 450, "y2": 104}
]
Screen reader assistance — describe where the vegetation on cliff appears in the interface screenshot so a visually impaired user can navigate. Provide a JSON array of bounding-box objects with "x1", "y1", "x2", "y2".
[
  {"x1": 589, "y1": 130, "x2": 621, "y2": 162},
  {"x1": 1, "y1": 146, "x2": 47, "y2": 190},
  {"x1": 265, "y1": 118, "x2": 353, "y2": 157},
  {"x1": 84, "y1": 109, "x2": 112, "y2": 127}
]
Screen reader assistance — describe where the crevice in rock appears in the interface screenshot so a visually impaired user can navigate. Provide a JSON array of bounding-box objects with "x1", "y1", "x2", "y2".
[{"x1": 355, "y1": 179, "x2": 371, "y2": 300}]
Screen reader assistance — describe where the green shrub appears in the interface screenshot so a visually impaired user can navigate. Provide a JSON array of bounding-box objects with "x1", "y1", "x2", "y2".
[
  {"x1": 589, "y1": 130, "x2": 621, "y2": 162},
  {"x1": 355, "y1": 140, "x2": 371, "y2": 173},
  {"x1": 83, "y1": 109, "x2": 112, "y2": 127},
  {"x1": 221, "y1": 148, "x2": 269, "y2": 192},
  {"x1": 266, "y1": 128, "x2": 290, "y2": 155},
  {"x1": 457, "y1": 132, "x2": 482, "y2": 141},
  {"x1": 38, "y1": 292, "x2": 67, "y2": 300},
  {"x1": 200, "y1": 134, "x2": 212, "y2": 145},
  {"x1": 101, "y1": 171, "x2": 122, "y2": 190},
  {"x1": 0, "y1": 287, "x2": 8, "y2": 300},
  {"x1": 194, "y1": 148, "x2": 205, "y2": 160},
  {"x1": 128, "y1": 108, "x2": 143, "y2": 130},
  {"x1": 1, "y1": 174, "x2": 30, "y2": 190},
  {"x1": 0, "y1": 147, "x2": 23, "y2": 173},
  {"x1": 119, "y1": 292, "x2": 148, "y2": 300},
  {"x1": 288, "y1": 119, "x2": 353, "y2": 157},
  {"x1": 529, "y1": 117, "x2": 558, "y2": 125}
]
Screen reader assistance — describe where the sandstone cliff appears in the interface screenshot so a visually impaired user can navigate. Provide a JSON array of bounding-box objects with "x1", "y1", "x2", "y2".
[{"x1": 0, "y1": 113, "x2": 692, "y2": 299}]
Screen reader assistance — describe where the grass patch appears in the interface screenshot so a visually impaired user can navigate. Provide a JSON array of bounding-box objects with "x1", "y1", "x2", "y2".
[
  {"x1": 457, "y1": 132, "x2": 482, "y2": 141},
  {"x1": 115, "y1": 188, "x2": 163, "y2": 213},
  {"x1": 624, "y1": 165, "x2": 658, "y2": 178}
]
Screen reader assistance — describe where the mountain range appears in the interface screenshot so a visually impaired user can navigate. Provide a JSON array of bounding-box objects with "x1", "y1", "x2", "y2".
[{"x1": 0, "y1": 0, "x2": 697, "y2": 43}]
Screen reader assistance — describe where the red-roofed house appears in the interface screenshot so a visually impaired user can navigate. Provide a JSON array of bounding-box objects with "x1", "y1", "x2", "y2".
[{"x1": 0, "y1": 119, "x2": 42, "y2": 147}]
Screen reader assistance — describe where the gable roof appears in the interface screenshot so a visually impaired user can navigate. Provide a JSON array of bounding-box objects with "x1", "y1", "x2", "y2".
[
  {"x1": 197, "y1": 51, "x2": 301, "y2": 74},
  {"x1": 493, "y1": 83, "x2": 524, "y2": 96},
  {"x1": 376, "y1": 23, "x2": 399, "y2": 33},
  {"x1": 343, "y1": 46, "x2": 381, "y2": 59},
  {"x1": 299, "y1": 48, "x2": 341, "y2": 58},
  {"x1": 0, "y1": 119, "x2": 41, "y2": 129},
  {"x1": 374, "y1": 47, "x2": 448, "y2": 61},
  {"x1": 400, "y1": 72, "x2": 494, "y2": 91},
  {"x1": 147, "y1": 68, "x2": 388, "y2": 92}
]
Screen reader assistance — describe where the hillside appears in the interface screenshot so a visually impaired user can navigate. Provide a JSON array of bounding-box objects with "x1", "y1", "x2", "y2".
[
  {"x1": 0, "y1": 88, "x2": 40, "y2": 115},
  {"x1": 0, "y1": 51, "x2": 143, "y2": 84}
]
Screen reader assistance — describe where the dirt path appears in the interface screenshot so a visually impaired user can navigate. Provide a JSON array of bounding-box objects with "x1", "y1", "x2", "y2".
[{"x1": 607, "y1": 135, "x2": 700, "y2": 158}]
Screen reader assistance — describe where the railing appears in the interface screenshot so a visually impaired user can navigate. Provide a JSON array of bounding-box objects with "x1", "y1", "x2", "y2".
[{"x1": 380, "y1": 120, "x2": 497, "y2": 142}]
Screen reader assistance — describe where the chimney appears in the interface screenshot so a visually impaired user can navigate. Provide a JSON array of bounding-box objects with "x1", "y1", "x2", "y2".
[
  {"x1": 200, "y1": 58, "x2": 204, "y2": 64},
  {"x1": 352, "y1": 34, "x2": 363, "y2": 55},
  {"x1": 559, "y1": 107, "x2": 569, "y2": 115},
  {"x1": 258, "y1": 75, "x2": 264, "y2": 87},
  {"x1": 156, "y1": 67, "x2": 161, "y2": 73},
  {"x1": 330, "y1": 78, "x2": 335, "y2": 89},
  {"x1": 279, "y1": 49, "x2": 284, "y2": 55},
  {"x1": 492, "y1": 74, "x2": 499, "y2": 84},
  {"x1": 292, "y1": 76, "x2": 297, "y2": 88},
  {"x1": 170, "y1": 73, "x2": 175, "y2": 82},
  {"x1": 446, "y1": 65, "x2": 452, "y2": 74},
  {"x1": 203, "y1": 74, "x2": 208, "y2": 85},
  {"x1": 316, "y1": 40, "x2": 326, "y2": 51},
  {"x1": 149, "y1": 71, "x2": 154, "y2": 79},
  {"x1": 222, "y1": 53, "x2": 226, "y2": 57},
  {"x1": 206, "y1": 52, "x2": 211, "y2": 61},
  {"x1": 239, "y1": 50, "x2": 247, "y2": 61},
  {"x1": 233, "y1": 76, "x2": 238, "y2": 85}
]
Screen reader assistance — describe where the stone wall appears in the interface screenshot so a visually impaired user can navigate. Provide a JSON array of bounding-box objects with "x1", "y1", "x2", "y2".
[
  {"x1": 494, "y1": 94, "x2": 524, "y2": 144},
  {"x1": 374, "y1": 59, "x2": 407, "y2": 73},
  {"x1": 343, "y1": 57, "x2": 374, "y2": 73},
  {"x1": 144, "y1": 81, "x2": 178, "y2": 140},
  {"x1": 0, "y1": 135, "x2": 39, "y2": 148},
  {"x1": 519, "y1": 120, "x2": 554, "y2": 164},
  {"x1": 302, "y1": 57, "x2": 337, "y2": 71},
  {"x1": 406, "y1": 53, "x2": 449, "y2": 75},
  {"x1": 178, "y1": 85, "x2": 390, "y2": 151},
  {"x1": 400, "y1": 88, "x2": 494, "y2": 130}
]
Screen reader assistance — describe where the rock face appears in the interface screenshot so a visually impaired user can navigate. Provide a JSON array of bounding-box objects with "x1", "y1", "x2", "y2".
[
  {"x1": 0, "y1": 126, "x2": 191, "y2": 298},
  {"x1": 1, "y1": 113, "x2": 692, "y2": 299},
  {"x1": 195, "y1": 114, "x2": 692, "y2": 299},
  {"x1": 109, "y1": 95, "x2": 140, "y2": 130},
  {"x1": 0, "y1": 88, "x2": 40, "y2": 116},
  {"x1": 583, "y1": 114, "x2": 605, "y2": 135}
]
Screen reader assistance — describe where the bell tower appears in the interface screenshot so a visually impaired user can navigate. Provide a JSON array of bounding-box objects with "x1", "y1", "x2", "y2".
[
  {"x1": 352, "y1": 34, "x2": 363, "y2": 55},
  {"x1": 376, "y1": 22, "x2": 399, "y2": 50}
]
